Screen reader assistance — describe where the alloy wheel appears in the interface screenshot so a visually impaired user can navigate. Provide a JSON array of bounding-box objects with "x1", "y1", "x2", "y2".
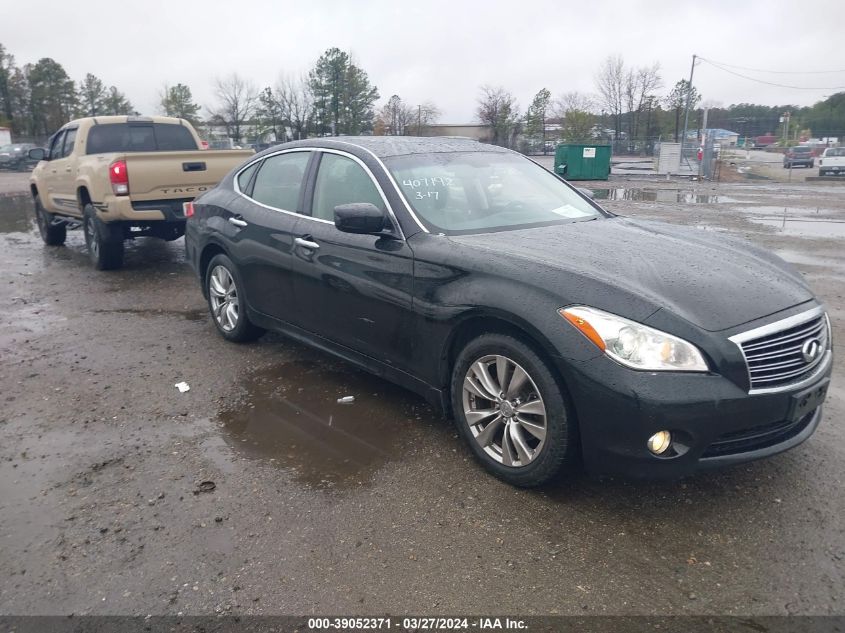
[
  {"x1": 209, "y1": 265, "x2": 239, "y2": 332},
  {"x1": 462, "y1": 354, "x2": 547, "y2": 467}
]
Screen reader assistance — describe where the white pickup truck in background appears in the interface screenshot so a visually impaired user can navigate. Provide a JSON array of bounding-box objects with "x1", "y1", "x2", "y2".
[{"x1": 818, "y1": 147, "x2": 845, "y2": 177}]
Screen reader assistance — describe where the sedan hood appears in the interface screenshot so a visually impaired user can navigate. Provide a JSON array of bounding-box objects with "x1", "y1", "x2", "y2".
[{"x1": 450, "y1": 217, "x2": 813, "y2": 332}]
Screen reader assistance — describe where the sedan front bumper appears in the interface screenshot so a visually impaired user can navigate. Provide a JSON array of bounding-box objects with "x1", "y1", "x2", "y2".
[{"x1": 557, "y1": 351, "x2": 832, "y2": 479}]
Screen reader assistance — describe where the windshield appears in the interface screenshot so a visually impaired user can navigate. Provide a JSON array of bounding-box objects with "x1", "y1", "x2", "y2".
[
  {"x1": 385, "y1": 151, "x2": 603, "y2": 234},
  {"x1": 792, "y1": 147, "x2": 811, "y2": 153}
]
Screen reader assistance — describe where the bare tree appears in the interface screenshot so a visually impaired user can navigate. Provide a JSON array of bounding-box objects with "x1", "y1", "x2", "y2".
[
  {"x1": 625, "y1": 63, "x2": 662, "y2": 140},
  {"x1": 595, "y1": 55, "x2": 625, "y2": 140},
  {"x1": 410, "y1": 101, "x2": 440, "y2": 135},
  {"x1": 554, "y1": 92, "x2": 596, "y2": 142},
  {"x1": 476, "y1": 85, "x2": 519, "y2": 147},
  {"x1": 380, "y1": 94, "x2": 412, "y2": 135},
  {"x1": 209, "y1": 74, "x2": 258, "y2": 144},
  {"x1": 276, "y1": 74, "x2": 312, "y2": 140}
]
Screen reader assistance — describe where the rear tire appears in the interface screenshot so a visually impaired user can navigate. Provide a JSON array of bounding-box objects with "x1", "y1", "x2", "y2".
[
  {"x1": 451, "y1": 333, "x2": 576, "y2": 487},
  {"x1": 34, "y1": 195, "x2": 66, "y2": 246},
  {"x1": 83, "y1": 204, "x2": 124, "y2": 270},
  {"x1": 205, "y1": 253, "x2": 265, "y2": 343}
]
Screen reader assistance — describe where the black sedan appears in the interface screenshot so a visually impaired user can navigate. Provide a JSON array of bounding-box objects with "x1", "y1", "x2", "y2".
[
  {"x1": 185, "y1": 137, "x2": 832, "y2": 487},
  {"x1": 0, "y1": 143, "x2": 39, "y2": 170}
]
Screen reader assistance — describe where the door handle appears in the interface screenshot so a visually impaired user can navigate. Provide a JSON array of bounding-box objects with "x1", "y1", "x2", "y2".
[
  {"x1": 65, "y1": 167, "x2": 72, "y2": 173},
  {"x1": 294, "y1": 236, "x2": 320, "y2": 250},
  {"x1": 228, "y1": 217, "x2": 248, "y2": 227}
]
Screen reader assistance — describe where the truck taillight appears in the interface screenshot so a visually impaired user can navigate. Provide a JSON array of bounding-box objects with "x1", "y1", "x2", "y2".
[
  {"x1": 184, "y1": 201, "x2": 195, "y2": 218},
  {"x1": 109, "y1": 159, "x2": 129, "y2": 195}
]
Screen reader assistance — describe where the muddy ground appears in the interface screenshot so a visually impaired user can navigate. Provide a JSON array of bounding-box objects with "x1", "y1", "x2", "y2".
[{"x1": 0, "y1": 168, "x2": 843, "y2": 616}]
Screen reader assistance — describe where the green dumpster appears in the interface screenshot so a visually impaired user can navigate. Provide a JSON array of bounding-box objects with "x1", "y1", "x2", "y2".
[{"x1": 553, "y1": 144, "x2": 611, "y2": 180}]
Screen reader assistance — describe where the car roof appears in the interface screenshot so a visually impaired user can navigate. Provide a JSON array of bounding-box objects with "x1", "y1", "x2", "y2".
[{"x1": 262, "y1": 136, "x2": 511, "y2": 159}]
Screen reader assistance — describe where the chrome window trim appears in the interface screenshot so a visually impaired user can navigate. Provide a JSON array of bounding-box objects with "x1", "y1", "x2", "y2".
[
  {"x1": 728, "y1": 305, "x2": 831, "y2": 394},
  {"x1": 328, "y1": 140, "x2": 429, "y2": 233},
  {"x1": 313, "y1": 148, "x2": 405, "y2": 239},
  {"x1": 232, "y1": 148, "x2": 314, "y2": 219},
  {"x1": 232, "y1": 146, "x2": 405, "y2": 239}
]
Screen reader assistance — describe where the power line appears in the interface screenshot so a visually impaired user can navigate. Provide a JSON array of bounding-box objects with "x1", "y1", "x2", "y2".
[
  {"x1": 698, "y1": 57, "x2": 845, "y2": 75},
  {"x1": 698, "y1": 58, "x2": 845, "y2": 90}
]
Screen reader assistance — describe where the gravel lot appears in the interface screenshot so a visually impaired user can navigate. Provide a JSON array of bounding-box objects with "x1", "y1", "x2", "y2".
[{"x1": 0, "y1": 168, "x2": 843, "y2": 616}]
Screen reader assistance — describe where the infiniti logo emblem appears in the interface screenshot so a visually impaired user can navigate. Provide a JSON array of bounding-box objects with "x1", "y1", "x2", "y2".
[{"x1": 801, "y1": 338, "x2": 822, "y2": 363}]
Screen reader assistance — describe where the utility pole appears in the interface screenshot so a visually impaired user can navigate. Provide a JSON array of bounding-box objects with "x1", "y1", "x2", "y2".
[
  {"x1": 417, "y1": 104, "x2": 422, "y2": 136},
  {"x1": 680, "y1": 54, "x2": 697, "y2": 172}
]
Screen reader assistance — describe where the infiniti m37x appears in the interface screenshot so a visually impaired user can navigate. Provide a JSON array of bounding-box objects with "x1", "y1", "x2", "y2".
[{"x1": 185, "y1": 137, "x2": 832, "y2": 487}]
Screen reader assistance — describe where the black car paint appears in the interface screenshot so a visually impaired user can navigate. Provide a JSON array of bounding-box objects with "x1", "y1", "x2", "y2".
[{"x1": 185, "y1": 137, "x2": 831, "y2": 478}]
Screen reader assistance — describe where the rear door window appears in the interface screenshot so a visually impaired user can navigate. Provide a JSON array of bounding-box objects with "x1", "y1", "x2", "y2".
[
  {"x1": 236, "y1": 161, "x2": 260, "y2": 193},
  {"x1": 250, "y1": 152, "x2": 310, "y2": 212}
]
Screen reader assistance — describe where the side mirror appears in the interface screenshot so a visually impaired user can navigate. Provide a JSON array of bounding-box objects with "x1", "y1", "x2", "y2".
[
  {"x1": 334, "y1": 203, "x2": 386, "y2": 235},
  {"x1": 28, "y1": 147, "x2": 47, "y2": 161},
  {"x1": 576, "y1": 187, "x2": 595, "y2": 199}
]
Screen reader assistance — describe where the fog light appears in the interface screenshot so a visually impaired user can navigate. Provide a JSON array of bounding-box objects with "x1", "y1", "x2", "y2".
[{"x1": 648, "y1": 430, "x2": 672, "y2": 455}]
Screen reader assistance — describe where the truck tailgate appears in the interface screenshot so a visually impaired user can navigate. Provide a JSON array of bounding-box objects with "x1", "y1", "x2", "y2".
[{"x1": 123, "y1": 150, "x2": 253, "y2": 201}]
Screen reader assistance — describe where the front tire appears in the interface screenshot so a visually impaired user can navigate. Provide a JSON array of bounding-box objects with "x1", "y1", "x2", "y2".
[
  {"x1": 34, "y1": 195, "x2": 66, "y2": 246},
  {"x1": 451, "y1": 333, "x2": 576, "y2": 487},
  {"x1": 83, "y1": 204, "x2": 124, "y2": 270},
  {"x1": 205, "y1": 253, "x2": 265, "y2": 343}
]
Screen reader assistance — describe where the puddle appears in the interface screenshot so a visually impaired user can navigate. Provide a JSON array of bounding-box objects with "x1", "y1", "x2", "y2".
[
  {"x1": 775, "y1": 249, "x2": 843, "y2": 268},
  {"x1": 591, "y1": 188, "x2": 737, "y2": 204},
  {"x1": 93, "y1": 307, "x2": 206, "y2": 321},
  {"x1": 692, "y1": 224, "x2": 728, "y2": 233},
  {"x1": 735, "y1": 205, "x2": 841, "y2": 219},
  {"x1": 217, "y1": 360, "x2": 434, "y2": 489},
  {"x1": 748, "y1": 216, "x2": 845, "y2": 239},
  {"x1": 0, "y1": 194, "x2": 35, "y2": 234}
]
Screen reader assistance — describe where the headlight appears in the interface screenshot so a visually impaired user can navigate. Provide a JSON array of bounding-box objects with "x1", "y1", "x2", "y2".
[{"x1": 559, "y1": 306, "x2": 709, "y2": 372}]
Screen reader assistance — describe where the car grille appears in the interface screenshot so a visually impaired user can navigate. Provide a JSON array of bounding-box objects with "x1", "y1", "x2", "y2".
[
  {"x1": 739, "y1": 314, "x2": 828, "y2": 390},
  {"x1": 701, "y1": 411, "x2": 814, "y2": 458}
]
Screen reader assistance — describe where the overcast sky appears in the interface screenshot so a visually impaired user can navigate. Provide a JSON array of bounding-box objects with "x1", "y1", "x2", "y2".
[{"x1": 4, "y1": 0, "x2": 845, "y2": 122}]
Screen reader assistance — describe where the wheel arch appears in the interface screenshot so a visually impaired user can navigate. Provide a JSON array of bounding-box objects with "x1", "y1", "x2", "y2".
[
  {"x1": 440, "y1": 310, "x2": 579, "y2": 421},
  {"x1": 30, "y1": 183, "x2": 39, "y2": 198},
  {"x1": 77, "y1": 185, "x2": 92, "y2": 210},
  {"x1": 198, "y1": 240, "x2": 229, "y2": 299}
]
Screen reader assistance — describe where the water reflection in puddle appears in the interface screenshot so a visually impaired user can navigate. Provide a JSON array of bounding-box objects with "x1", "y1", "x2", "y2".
[
  {"x1": 775, "y1": 249, "x2": 842, "y2": 268},
  {"x1": 0, "y1": 194, "x2": 34, "y2": 234},
  {"x1": 740, "y1": 205, "x2": 840, "y2": 218},
  {"x1": 591, "y1": 188, "x2": 738, "y2": 204},
  {"x1": 748, "y1": 216, "x2": 845, "y2": 238},
  {"x1": 93, "y1": 307, "x2": 206, "y2": 321},
  {"x1": 217, "y1": 360, "x2": 435, "y2": 489}
]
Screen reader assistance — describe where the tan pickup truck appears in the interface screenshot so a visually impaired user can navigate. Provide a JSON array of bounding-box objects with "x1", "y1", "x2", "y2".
[{"x1": 29, "y1": 115, "x2": 253, "y2": 269}]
